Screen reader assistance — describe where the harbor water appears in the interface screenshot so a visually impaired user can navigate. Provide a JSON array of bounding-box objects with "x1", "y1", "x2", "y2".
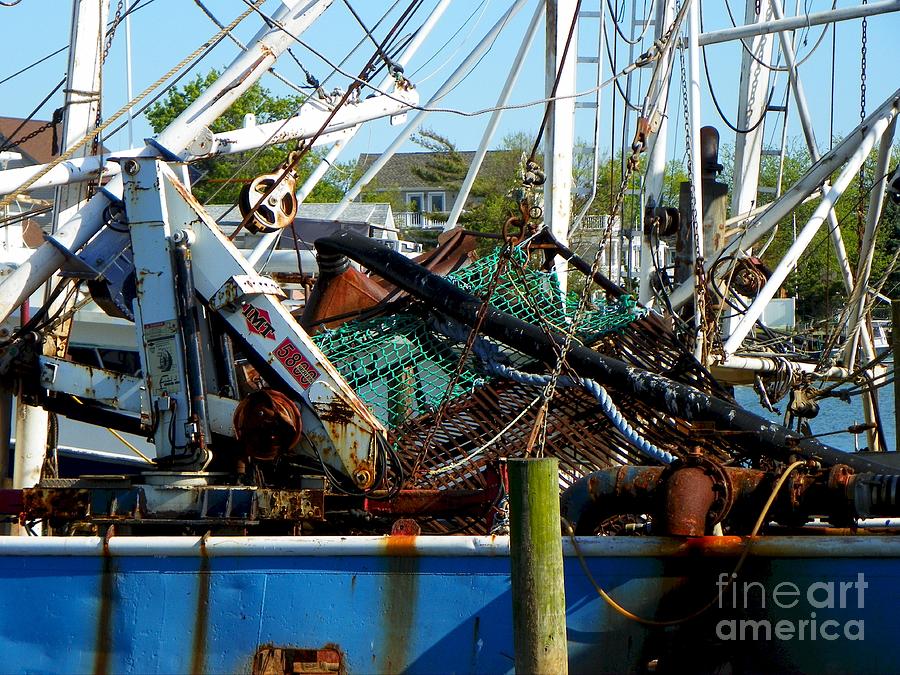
[{"x1": 735, "y1": 384, "x2": 896, "y2": 453}]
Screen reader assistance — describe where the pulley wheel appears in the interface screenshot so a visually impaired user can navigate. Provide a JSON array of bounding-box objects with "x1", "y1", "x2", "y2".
[
  {"x1": 238, "y1": 174, "x2": 298, "y2": 234},
  {"x1": 233, "y1": 388, "x2": 303, "y2": 461}
]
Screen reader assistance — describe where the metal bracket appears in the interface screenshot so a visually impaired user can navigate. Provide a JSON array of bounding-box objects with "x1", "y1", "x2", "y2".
[
  {"x1": 45, "y1": 235, "x2": 101, "y2": 280},
  {"x1": 210, "y1": 274, "x2": 287, "y2": 311}
]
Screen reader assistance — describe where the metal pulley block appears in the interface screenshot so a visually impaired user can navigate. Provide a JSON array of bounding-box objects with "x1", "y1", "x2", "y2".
[
  {"x1": 238, "y1": 152, "x2": 301, "y2": 234},
  {"x1": 233, "y1": 388, "x2": 303, "y2": 461}
]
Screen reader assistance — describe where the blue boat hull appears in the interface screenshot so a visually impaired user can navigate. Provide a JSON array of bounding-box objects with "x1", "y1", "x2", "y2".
[{"x1": 1, "y1": 535, "x2": 897, "y2": 674}]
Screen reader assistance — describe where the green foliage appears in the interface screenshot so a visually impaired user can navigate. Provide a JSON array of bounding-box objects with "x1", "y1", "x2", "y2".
[
  {"x1": 145, "y1": 70, "x2": 351, "y2": 204},
  {"x1": 753, "y1": 139, "x2": 900, "y2": 322},
  {"x1": 406, "y1": 128, "x2": 523, "y2": 252}
]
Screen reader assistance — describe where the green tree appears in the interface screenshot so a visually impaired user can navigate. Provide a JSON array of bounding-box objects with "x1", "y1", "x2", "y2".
[{"x1": 145, "y1": 70, "x2": 350, "y2": 204}]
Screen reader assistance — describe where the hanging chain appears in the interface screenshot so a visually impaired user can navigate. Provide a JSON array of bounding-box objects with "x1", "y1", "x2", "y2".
[
  {"x1": 86, "y1": 0, "x2": 125, "y2": 178},
  {"x1": 6, "y1": 120, "x2": 55, "y2": 148},
  {"x1": 856, "y1": 4, "x2": 869, "y2": 245},
  {"x1": 860, "y1": 3, "x2": 868, "y2": 126},
  {"x1": 103, "y1": 0, "x2": 125, "y2": 64},
  {"x1": 677, "y1": 36, "x2": 717, "y2": 361},
  {"x1": 526, "y1": 1, "x2": 694, "y2": 456}
]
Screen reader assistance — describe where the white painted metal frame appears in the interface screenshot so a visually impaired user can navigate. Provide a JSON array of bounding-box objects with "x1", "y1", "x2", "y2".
[
  {"x1": 443, "y1": 0, "x2": 545, "y2": 232},
  {"x1": 722, "y1": 114, "x2": 894, "y2": 355},
  {"x1": 0, "y1": 0, "x2": 334, "y2": 326},
  {"x1": 545, "y1": 0, "x2": 579, "y2": 293},
  {"x1": 666, "y1": 89, "x2": 900, "y2": 310},
  {"x1": 328, "y1": 0, "x2": 532, "y2": 220}
]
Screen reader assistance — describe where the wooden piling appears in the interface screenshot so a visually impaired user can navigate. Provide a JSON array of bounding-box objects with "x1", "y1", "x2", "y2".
[{"x1": 508, "y1": 457, "x2": 568, "y2": 674}]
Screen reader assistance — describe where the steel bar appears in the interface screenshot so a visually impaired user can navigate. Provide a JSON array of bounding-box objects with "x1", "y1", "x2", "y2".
[
  {"x1": 844, "y1": 118, "x2": 898, "y2": 369},
  {"x1": 4, "y1": 534, "x2": 900, "y2": 557},
  {"x1": 729, "y1": 0, "x2": 775, "y2": 219},
  {"x1": 666, "y1": 90, "x2": 900, "y2": 310},
  {"x1": 722, "y1": 115, "x2": 891, "y2": 355},
  {"x1": 247, "y1": 0, "x2": 452, "y2": 267},
  {"x1": 328, "y1": 0, "x2": 531, "y2": 219},
  {"x1": 444, "y1": 0, "x2": 544, "y2": 232},
  {"x1": 0, "y1": 0, "x2": 332, "y2": 326},
  {"x1": 0, "y1": 92, "x2": 414, "y2": 196},
  {"x1": 639, "y1": 0, "x2": 676, "y2": 305},
  {"x1": 544, "y1": 0, "x2": 579, "y2": 293},
  {"x1": 767, "y1": 0, "x2": 860, "y2": 329},
  {"x1": 699, "y1": 0, "x2": 900, "y2": 46}
]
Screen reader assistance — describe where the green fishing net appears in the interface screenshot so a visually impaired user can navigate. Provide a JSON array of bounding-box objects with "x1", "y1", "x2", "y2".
[{"x1": 312, "y1": 247, "x2": 646, "y2": 429}]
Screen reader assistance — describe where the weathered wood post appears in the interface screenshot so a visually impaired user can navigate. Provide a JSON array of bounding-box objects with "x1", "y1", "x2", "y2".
[
  {"x1": 508, "y1": 457, "x2": 568, "y2": 674},
  {"x1": 892, "y1": 299, "x2": 900, "y2": 450}
]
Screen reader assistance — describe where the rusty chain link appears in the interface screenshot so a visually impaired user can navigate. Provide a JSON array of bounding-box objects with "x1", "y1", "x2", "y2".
[{"x1": 677, "y1": 30, "x2": 719, "y2": 362}]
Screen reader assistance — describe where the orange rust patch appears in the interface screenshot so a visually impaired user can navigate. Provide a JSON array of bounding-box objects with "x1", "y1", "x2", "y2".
[{"x1": 383, "y1": 534, "x2": 419, "y2": 558}]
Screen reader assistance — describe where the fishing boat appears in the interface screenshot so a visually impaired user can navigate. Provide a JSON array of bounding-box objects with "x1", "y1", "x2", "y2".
[{"x1": 0, "y1": 1, "x2": 899, "y2": 673}]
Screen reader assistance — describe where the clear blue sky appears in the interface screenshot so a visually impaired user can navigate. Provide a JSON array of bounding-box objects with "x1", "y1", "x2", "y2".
[{"x1": 0, "y1": 0, "x2": 894, "y2": 172}]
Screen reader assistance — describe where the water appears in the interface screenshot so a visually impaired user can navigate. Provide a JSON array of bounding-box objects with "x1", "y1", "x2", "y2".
[{"x1": 734, "y1": 384, "x2": 896, "y2": 453}]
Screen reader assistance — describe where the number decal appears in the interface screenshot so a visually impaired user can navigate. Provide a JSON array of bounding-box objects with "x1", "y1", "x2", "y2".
[{"x1": 273, "y1": 338, "x2": 320, "y2": 389}]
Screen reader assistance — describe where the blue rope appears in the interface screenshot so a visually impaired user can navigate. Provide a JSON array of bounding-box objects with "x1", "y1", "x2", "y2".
[{"x1": 428, "y1": 317, "x2": 675, "y2": 464}]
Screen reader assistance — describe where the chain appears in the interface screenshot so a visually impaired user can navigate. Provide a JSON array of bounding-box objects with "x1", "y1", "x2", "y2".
[
  {"x1": 677, "y1": 36, "x2": 717, "y2": 362},
  {"x1": 87, "y1": 0, "x2": 125, "y2": 168},
  {"x1": 4, "y1": 120, "x2": 54, "y2": 150},
  {"x1": 104, "y1": 0, "x2": 125, "y2": 65},
  {"x1": 526, "y1": 1, "x2": 694, "y2": 456},
  {"x1": 860, "y1": 3, "x2": 868, "y2": 125},
  {"x1": 856, "y1": 4, "x2": 869, "y2": 247}
]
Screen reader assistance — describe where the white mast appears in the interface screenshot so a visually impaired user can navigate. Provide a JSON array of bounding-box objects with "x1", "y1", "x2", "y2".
[
  {"x1": 544, "y1": 0, "x2": 578, "y2": 293},
  {"x1": 13, "y1": 0, "x2": 110, "y2": 530}
]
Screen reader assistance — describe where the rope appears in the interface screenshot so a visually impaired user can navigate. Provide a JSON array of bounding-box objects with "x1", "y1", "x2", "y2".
[
  {"x1": 565, "y1": 460, "x2": 806, "y2": 626},
  {"x1": 429, "y1": 317, "x2": 675, "y2": 464},
  {"x1": 0, "y1": 0, "x2": 263, "y2": 212}
]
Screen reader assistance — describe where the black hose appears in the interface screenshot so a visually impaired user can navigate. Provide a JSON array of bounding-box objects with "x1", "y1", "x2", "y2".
[{"x1": 315, "y1": 230, "x2": 893, "y2": 475}]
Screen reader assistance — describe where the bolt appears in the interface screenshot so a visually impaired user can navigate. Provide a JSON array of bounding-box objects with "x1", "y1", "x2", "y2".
[
  {"x1": 171, "y1": 229, "x2": 194, "y2": 246},
  {"x1": 122, "y1": 159, "x2": 140, "y2": 175},
  {"x1": 354, "y1": 469, "x2": 373, "y2": 487}
]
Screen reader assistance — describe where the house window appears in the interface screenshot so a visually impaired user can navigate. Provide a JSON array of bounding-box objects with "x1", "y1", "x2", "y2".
[
  {"x1": 428, "y1": 192, "x2": 446, "y2": 212},
  {"x1": 407, "y1": 192, "x2": 424, "y2": 212}
]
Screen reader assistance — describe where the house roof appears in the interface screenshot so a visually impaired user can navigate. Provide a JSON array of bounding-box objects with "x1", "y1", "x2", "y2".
[
  {"x1": 355, "y1": 149, "x2": 521, "y2": 191},
  {"x1": 0, "y1": 116, "x2": 60, "y2": 165}
]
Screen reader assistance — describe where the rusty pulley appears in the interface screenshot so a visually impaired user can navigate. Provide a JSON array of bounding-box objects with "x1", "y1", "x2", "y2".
[
  {"x1": 238, "y1": 152, "x2": 300, "y2": 234},
  {"x1": 233, "y1": 388, "x2": 303, "y2": 461}
]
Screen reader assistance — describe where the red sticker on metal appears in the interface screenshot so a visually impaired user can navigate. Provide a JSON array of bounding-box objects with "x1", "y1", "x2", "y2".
[
  {"x1": 273, "y1": 337, "x2": 320, "y2": 389},
  {"x1": 241, "y1": 303, "x2": 276, "y2": 340}
]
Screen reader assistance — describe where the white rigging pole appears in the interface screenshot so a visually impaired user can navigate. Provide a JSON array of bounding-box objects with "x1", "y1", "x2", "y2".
[
  {"x1": 639, "y1": 0, "x2": 676, "y2": 305},
  {"x1": 13, "y1": 0, "x2": 110, "y2": 529},
  {"x1": 0, "y1": 0, "x2": 334, "y2": 326},
  {"x1": 545, "y1": 0, "x2": 579, "y2": 293}
]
